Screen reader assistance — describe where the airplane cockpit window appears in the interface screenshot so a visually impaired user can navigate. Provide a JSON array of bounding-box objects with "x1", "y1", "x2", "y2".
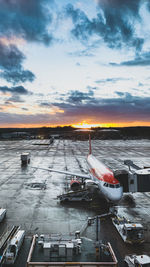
[{"x1": 104, "y1": 183, "x2": 120, "y2": 188}]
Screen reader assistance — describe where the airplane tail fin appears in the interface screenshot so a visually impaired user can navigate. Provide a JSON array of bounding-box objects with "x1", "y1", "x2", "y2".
[{"x1": 89, "y1": 134, "x2": 92, "y2": 155}]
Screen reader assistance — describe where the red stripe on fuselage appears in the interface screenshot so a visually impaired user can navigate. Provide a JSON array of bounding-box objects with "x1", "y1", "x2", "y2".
[
  {"x1": 87, "y1": 154, "x2": 119, "y2": 185},
  {"x1": 90, "y1": 167, "x2": 119, "y2": 184}
]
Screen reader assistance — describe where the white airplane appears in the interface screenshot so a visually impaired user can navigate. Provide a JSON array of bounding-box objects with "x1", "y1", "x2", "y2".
[{"x1": 33, "y1": 136, "x2": 123, "y2": 203}]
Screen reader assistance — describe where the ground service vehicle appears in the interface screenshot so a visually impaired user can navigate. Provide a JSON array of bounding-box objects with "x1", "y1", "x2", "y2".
[
  {"x1": 124, "y1": 254, "x2": 150, "y2": 266},
  {"x1": 5, "y1": 229, "x2": 25, "y2": 264}
]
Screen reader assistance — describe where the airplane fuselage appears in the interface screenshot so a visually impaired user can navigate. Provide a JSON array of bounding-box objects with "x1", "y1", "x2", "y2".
[{"x1": 87, "y1": 154, "x2": 123, "y2": 203}]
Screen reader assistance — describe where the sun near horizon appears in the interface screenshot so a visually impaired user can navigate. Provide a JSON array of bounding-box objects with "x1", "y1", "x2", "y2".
[{"x1": 72, "y1": 122, "x2": 102, "y2": 129}]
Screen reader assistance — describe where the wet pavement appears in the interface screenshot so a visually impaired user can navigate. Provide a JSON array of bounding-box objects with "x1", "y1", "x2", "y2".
[{"x1": 0, "y1": 139, "x2": 150, "y2": 266}]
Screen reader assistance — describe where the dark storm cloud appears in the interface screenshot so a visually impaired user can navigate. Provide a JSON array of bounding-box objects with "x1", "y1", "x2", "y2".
[
  {"x1": 110, "y1": 52, "x2": 150, "y2": 66},
  {"x1": 65, "y1": 1, "x2": 144, "y2": 50},
  {"x1": 52, "y1": 92, "x2": 150, "y2": 122},
  {"x1": 0, "y1": 0, "x2": 53, "y2": 45},
  {"x1": 0, "y1": 85, "x2": 30, "y2": 95},
  {"x1": 0, "y1": 41, "x2": 35, "y2": 84}
]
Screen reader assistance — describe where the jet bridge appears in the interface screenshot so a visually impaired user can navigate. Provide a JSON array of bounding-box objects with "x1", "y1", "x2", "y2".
[{"x1": 114, "y1": 160, "x2": 150, "y2": 193}]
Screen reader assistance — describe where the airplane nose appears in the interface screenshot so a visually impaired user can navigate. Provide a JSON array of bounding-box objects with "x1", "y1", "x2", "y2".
[{"x1": 111, "y1": 187, "x2": 123, "y2": 203}]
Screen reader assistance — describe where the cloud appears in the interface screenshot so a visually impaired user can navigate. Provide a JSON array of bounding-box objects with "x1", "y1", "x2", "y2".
[
  {"x1": 146, "y1": 1, "x2": 150, "y2": 11},
  {"x1": 68, "y1": 49, "x2": 94, "y2": 57},
  {"x1": 110, "y1": 52, "x2": 150, "y2": 66},
  {"x1": 1, "y1": 70, "x2": 35, "y2": 84},
  {"x1": 95, "y1": 77, "x2": 130, "y2": 84},
  {"x1": 39, "y1": 89, "x2": 95, "y2": 107},
  {"x1": 40, "y1": 102, "x2": 52, "y2": 107},
  {"x1": 86, "y1": 86, "x2": 98, "y2": 91},
  {"x1": 0, "y1": 0, "x2": 54, "y2": 45},
  {"x1": 0, "y1": 0, "x2": 55, "y2": 84},
  {"x1": 64, "y1": 89, "x2": 94, "y2": 104},
  {"x1": 0, "y1": 42, "x2": 24, "y2": 69},
  {"x1": 65, "y1": 2, "x2": 144, "y2": 51},
  {"x1": 0, "y1": 85, "x2": 30, "y2": 95},
  {"x1": 0, "y1": 41, "x2": 35, "y2": 84},
  {"x1": 0, "y1": 92, "x2": 150, "y2": 125},
  {"x1": 138, "y1": 82, "x2": 143, "y2": 87},
  {"x1": 51, "y1": 91, "x2": 150, "y2": 123},
  {"x1": 96, "y1": 0, "x2": 140, "y2": 13},
  {"x1": 0, "y1": 112, "x2": 63, "y2": 126},
  {"x1": 5, "y1": 95, "x2": 25, "y2": 103},
  {"x1": 115, "y1": 91, "x2": 125, "y2": 97},
  {"x1": 22, "y1": 107, "x2": 28, "y2": 111}
]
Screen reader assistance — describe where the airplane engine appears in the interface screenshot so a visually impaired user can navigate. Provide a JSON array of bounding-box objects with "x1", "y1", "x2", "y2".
[{"x1": 70, "y1": 180, "x2": 81, "y2": 191}]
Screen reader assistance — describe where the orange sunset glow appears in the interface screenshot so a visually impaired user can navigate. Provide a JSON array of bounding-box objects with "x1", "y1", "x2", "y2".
[
  {"x1": 72, "y1": 121, "x2": 150, "y2": 129},
  {"x1": 0, "y1": 121, "x2": 150, "y2": 129}
]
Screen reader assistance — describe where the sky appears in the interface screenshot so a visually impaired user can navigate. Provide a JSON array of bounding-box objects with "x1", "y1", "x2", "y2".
[{"x1": 0, "y1": 0, "x2": 150, "y2": 128}]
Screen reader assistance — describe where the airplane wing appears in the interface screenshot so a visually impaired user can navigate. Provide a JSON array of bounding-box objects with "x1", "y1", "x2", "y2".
[{"x1": 31, "y1": 166, "x2": 92, "y2": 179}]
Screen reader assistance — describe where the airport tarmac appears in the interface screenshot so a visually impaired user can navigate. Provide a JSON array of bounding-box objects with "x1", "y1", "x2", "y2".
[{"x1": 0, "y1": 138, "x2": 150, "y2": 266}]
